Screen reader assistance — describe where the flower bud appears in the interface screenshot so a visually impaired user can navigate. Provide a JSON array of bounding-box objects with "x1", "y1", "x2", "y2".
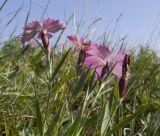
[
  {"x1": 119, "y1": 54, "x2": 131, "y2": 97},
  {"x1": 40, "y1": 30, "x2": 49, "y2": 53},
  {"x1": 101, "y1": 62, "x2": 109, "y2": 79}
]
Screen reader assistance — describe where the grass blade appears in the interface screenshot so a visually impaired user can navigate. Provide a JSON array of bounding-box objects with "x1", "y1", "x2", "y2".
[
  {"x1": 72, "y1": 68, "x2": 90, "y2": 97},
  {"x1": 35, "y1": 97, "x2": 43, "y2": 136},
  {"x1": 101, "y1": 101, "x2": 110, "y2": 135},
  {"x1": 53, "y1": 13, "x2": 73, "y2": 49},
  {"x1": 0, "y1": 0, "x2": 9, "y2": 11},
  {"x1": 50, "y1": 48, "x2": 71, "y2": 85},
  {"x1": 107, "y1": 104, "x2": 152, "y2": 135}
]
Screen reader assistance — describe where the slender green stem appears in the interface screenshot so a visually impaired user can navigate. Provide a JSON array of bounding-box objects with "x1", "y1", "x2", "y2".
[{"x1": 44, "y1": 54, "x2": 52, "y2": 123}]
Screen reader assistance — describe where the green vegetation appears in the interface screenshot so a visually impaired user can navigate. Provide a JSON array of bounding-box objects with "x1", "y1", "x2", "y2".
[
  {"x1": 0, "y1": 37, "x2": 160, "y2": 136},
  {"x1": 0, "y1": 0, "x2": 160, "y2": 135}
]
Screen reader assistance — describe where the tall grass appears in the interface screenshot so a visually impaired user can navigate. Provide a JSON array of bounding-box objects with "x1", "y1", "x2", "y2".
[{"x1": 0, "y1": 1, "x2": 160, "y2": 136}]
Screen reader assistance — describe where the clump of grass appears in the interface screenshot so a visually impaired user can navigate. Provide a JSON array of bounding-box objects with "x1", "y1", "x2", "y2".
[
  {"x1": 0, "y1": 1, "x2": 160, "y2": 136},
  {"x1": 0, "y1": 33, "x2": 160, "y2": 136}
]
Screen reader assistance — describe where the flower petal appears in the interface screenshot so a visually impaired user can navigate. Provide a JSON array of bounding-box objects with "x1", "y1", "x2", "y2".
[
  {"x1": 21, "y1": 31, "x2": 38, "y2": 43},
  {"x1": 84, "y1": 55, "x2": 105, "y2": 68},
  {"x1": 37, "y1": 32, "x2": 53, "y2": 39},
  {"x1": 43, "y1": 18, "x2": 66, "y2": 33},
  {"x1": 24, "y1": 21, "x2": 41, "y2": 31},
  {"x1": 112, "y1": 51, "x2": 125, "y2": 63},
  {"x1": 111, "y1": 51, "x2": 126, "y2": 78},
  {"x1": 67, "y1": 35, "x2": 92, "y2": 53},
  {"x1": 90, "y1": 45, "x2": 112, "y2": 60},
  {"x1": 21, "y1": 21, "x2": 41, "y2": 43},
  {"x1": 111, "y1": 63, "x2": 123, "y2": 78}
]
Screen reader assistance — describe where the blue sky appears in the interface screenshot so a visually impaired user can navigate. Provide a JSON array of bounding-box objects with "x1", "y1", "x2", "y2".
[{"x1": 1, "y1": 0, "x2": 160, "y2": 50}]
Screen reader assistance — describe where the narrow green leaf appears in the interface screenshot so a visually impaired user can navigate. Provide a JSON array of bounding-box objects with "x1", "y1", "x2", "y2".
[
  {"x1": 72, "y1": 68, "x2": 90, "y2": 97},
  {"x1": 4, "y1": 118, "x2": 9, "y2": 136},
  {"x1": 66, "y1": 114, "x2": 81, "y2": 136},
  {"x1": 66, "y1": 114, "x2": 86, "y2": 136},
  {"x1": 107, "y1": 104, "x2": 152, "y2": 135},
  {"x1": 50, "y1": 48, "x2": 71, "y2": 86},
  {"x1": 22, "y1": 123, "x2": 28, "y2": 136},
  {"x1": 44, "y1": 104, "x2": 63, "y2": 136},
  {"x1": 1, "y1": 4, "x2": 23, "y2": 31},
  {"x1": 0, "y1": 51, "x2": 21, "y2": 60},
  {"x1": 102, "y1": 96, "x2": 120, "y2": 136},
  {"x1": 45, "y1": 112, "x2": 60, "y2": 136},
  {"x1": 44, "y1": 49, "x2": 71, "y2": 123},
  {"x1": 114, "y1": 79, "x2": 120, "y2": 102},
  {"x1": 0, "y1": 0, "x2": 9, "y2": 11},
  {"x1": 53, "y1": 14, "x2": 73, "y2": 49},
  {"x1": 88, "y1": 70, "x2": 96, "y2": 91},
  {"x1": 35, "y1": 97, "x2": 43, "y2": 136},
  {"x1": 101, "y1": 102, "x2": 110, "y2": 135},
  {"x1": 40, "y1": 0, "x2": 52, "y2": 20}
]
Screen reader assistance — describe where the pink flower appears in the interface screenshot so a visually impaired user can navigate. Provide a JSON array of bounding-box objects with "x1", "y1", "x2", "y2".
[
  {"x1": 67, "y1": 35, "x2": 93, "y2": 54},
  {"x1": 110, "y1": 51, "x2": 126, "y2": 78},
  {"x1": 84, "y1": 45, "x2": 112, "y2": 80},
  {"x1": 68, "y1": 36, "x2": 96, "y2": 74},
  {"x1": 84, "y1": 44, "x2": 126, "y2": 80},
  {"x1": 68, "y1": 35, "x2": 127, "y2": 81},
  {"x1": 21, "y1": 18, "x2": 66, "y2": 53}
]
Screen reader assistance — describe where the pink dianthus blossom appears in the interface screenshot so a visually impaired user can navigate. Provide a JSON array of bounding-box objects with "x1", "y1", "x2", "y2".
[
  {"x1": 67, "y1": 35, "x2": 93, "y2": 54},
  {"x1": 21, "y1": 18, "x2": 66, "y2": 54}
]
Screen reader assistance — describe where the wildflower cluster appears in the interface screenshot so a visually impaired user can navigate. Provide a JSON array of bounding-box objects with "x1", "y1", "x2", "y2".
[
  {"x1": 68, "y1": 35, "x2": 131, "y2": 97},
  {"x1": 21, "y1": 18, "x2": 131, "y2": 97}
]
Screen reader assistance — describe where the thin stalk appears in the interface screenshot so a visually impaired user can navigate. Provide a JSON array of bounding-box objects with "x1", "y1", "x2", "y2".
[
  {"x1": 0, "y1": 0, "x2": 9, "y2": 11},
  {"x1": 119, "y1": 103, "x2": 123, "y2": 136},
  {"x1": 44, "y1": 54, "x2": 52, "y2": 123},
  {"x1": 103, "y1": 99, "x2": 123, "y2": 136},
  {"x1": 130, "y1": 95, "x2": 136, "y2": 136}
]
